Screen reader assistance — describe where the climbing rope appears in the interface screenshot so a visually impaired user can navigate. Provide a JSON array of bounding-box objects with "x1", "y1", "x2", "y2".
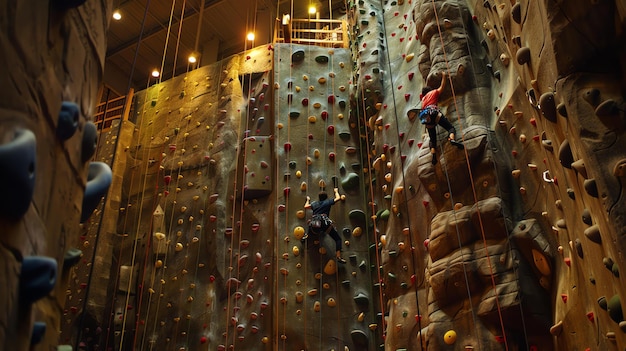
[{"x1": 429, "y1": 0, "x2": 510, "y2": 348}]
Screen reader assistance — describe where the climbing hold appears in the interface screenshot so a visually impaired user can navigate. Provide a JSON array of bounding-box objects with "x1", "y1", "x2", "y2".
[
  {"x1": 511, "y1": 2, "x2": 521, "y2": 23},
  {"x1": 614, "y1": 159, "x2": 626, "y2": 176},
  {"x1": 80, "y1": 162, "x2": 113, "y2": 223},
  {"x1": 20, "y1": 256, "x2": 57, "y2": 304},
  {"x1": 327, "y1": 298, "x2": 336, "y2": 307},
  {"x1": 598, "y1": 296, "x2": 608, "y2": 310},
  {"x1": 516, "y1": 47, "x2": 531, "y2": 65},
  {"x1": 608, "y1": 295, "x2": 623, "y2": 323},
  {"x1": 558, "y1": 139, "x2": 573, "y2": 168},
  {"x1": 583, "y1": 179, "x2": 598, "y2": 197},
  {"x1": 293, "y1": 226, "x2": 305, "y2": 240},
  {"x1": 574, "y1": 239, "x2": 583, "y2": 258},
  {"x1": 30, "y1": 321, "x2": 46, "y2": 345},
  {"x1": 292, "y1": 49, "x2": 305, "y2": 62},
  {"x1": 539, "y1": 92, "x2": 557, "y2": 122},
  {"x1": 550, "y1": 321, "x2": 563, "y2": 336},
  {"x1": 0, "y1": 128, "x2": 36, "y2": 219},
  {"x1": 324, "y1": 259, "x2": 337, "y2": 275},
  {"x1": 315, "y1": 55, "x2": 329, "y2": 63},
  {"x1": 57, "y1": 101, "x2": 80, "y2": 140},
  {"x1": 354, "y1": 292, "x2": 369, "y2": 306},
  {"x1": 581, "y1": 209, "x2": 592, "y2": 226},
  {"x1": 596, "y1": 99, "x2": 618, "y2": 117},
  {"x1": 571, "y1": 159, "x2": 588, "y2": 178},
  {"x1": 318, "y1": 77, "x2": 327, "y2": 84},
  {"x1": 314, "y1": 301, "x2": 321, "y2": 312},
  {"x1": 444, "y1": 330, "x2": 457, "y2": 344},
  {"x1": 341, "y1": 173, "x2": 360, "y2": 191},
  {"x1": 532, "y1": 249, "x2": 551, "y2": 275},
  {"x1": 81, "y1": 121, "x2": 98, "y2": 162},
  {"x1": 64, "y1": 248, "x2": 83, "y2": 268}
]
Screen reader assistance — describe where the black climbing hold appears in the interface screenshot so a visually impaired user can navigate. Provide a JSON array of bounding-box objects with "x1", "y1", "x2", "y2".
[
  {"x1": 339, "y1": 131, "x2": 351, "y2": 141},
  {"x1": 351, "y1": 329, "x2": 369, "y2": 347},
  {"x1": 516, "y1": 47, "x2": 531, "y2": 65},
  {"x1": 583, "y1": 88, "x2": 600, "y2": 106},
  {"x1": 486, "y1": 63, "x2": 493, "y2": 74},
  {"x1": 342, "y1": 280, "x2": 351, "y2": 287},
  {"x1": 81, "y1": 162, "x2": 113, "y2": 223},
  {"x1": 0, "y1": 128, "x2": 36, "y2": 220},
  {"x1": 493, "y1": 70, "x2": 501, "y2": 81},
  {"x1": 288, "y1": 161, "x2": 296, "y2": 169},
  {"x1": 574, "y1": 239, "x2": 583, "y2": 258},
  {"x1": 558, "y1": 139, "x2": 573, "y2": 168},
  {"x1": 315, "y1": 55, "x2": 329, "y2": 63},
  {"x1": 349, "y1": 209, "x2": 367, "y2": 225},
  {"x1": 584, "y1": 225, "x2": 601, "y2": 243},
  {"x1": 603, "y1": 257, "x2": 614, "y2": 270},
  {"x1": 341, "y1": 173, "x2": 360, "y2": 191},
  {"x1": 539, "y1": 92, "x2": 557, "y2": 122},
  {"x1": 581, "y1": 209, "x2": 592, "y2": 226},
  {"x1": 30, "y1": 321, "x2": 46, "y2": 345},
  {"x1": 353, "y1": 292, "x2": 369, "y2": 306},
  {"x1": 511, "y1": 2, "x2": 521, "y2": 23},
  {"x1": 81, "y1": 121, "x2": 98, "y2": 163},
  {"x1": 596, "y1": 99, "x2": 618, "y2": 117},
  {"x1": 289, "y1": 111, "x2": 300, "y2": 118},
  {"x1": 566, "y1": 188, "x2": 575, "y2": 199},
  {"x1": 483, "y1": 0, "x2": 491, "y2": 8},
  {"x1": 583, "y1": 179, "x2": 598, "y2": 198},
  {"x1": 52, "y1": 0, "x2": 87, "y2": 10},
  {"x1": 343, "y1": 227, "x2": 351, "y2": 236},
  {"x1": 339, "y1": 100, "x2": 347, "y2": 109},
  {"x1": 292, "y1": 50, "x2": 305, "y2": 63},
  {"x1": 351, "y1": 163, "x2": 361, "y2": 171},
  {"x1": 20, "y1": 256, "x2": 57, "y2": 304},
  {"x1": 64, "y1": 248, "x2": 83, "y2": 268},
  {"x1": 557, "y1": 102, "x2": 568, "y2": 117},
  {"x1": 612, "y1": 263, "x2": 620, "y2": 277},
  {"x1": 598, "y1": 296, "x2": 608, "y2": 310},
  {"x1": 349, "y1": 254, "x2": 357, "y2": 263},
  {"x1": 57, "y1": 101, "x2": 80, "y2": 140}
]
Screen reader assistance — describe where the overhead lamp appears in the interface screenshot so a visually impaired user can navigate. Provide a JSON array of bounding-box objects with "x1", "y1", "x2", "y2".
[
  {"x1": 112, "y1": 9, "x2": 122, "y2": 20},
  {"x1": 151, "y1": 69, "x2": 160, "y2": 78},
  {"x1": 309, "y1": 6, "x2": 317, "y2": 14},
  {"x1": 247, "y1": 32, "x2": 255, "y2": 41},
  {"x1": 188, "y1": 54, "x2": 197, "y2": 64}
]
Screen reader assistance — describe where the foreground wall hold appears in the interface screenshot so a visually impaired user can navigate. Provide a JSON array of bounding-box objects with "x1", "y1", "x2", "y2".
[
  {"x1": 0, "y1": 128, "x2": 36, "y2": 220},
  {"x1": 20, "y1": 256, "x2": 57, "y2": 304},
  {"x1": 81, "y1": 121, "x2": 98, "y2": 163},
  {"x1": 80, "y1": 162, "x2": 113, "y2": 223},
  {"x1": 56, "y1": 101, "x2": 80, "y2": 141},
  {"x1": 30, "y1": 321, "x2": 47, "y2": 345}
]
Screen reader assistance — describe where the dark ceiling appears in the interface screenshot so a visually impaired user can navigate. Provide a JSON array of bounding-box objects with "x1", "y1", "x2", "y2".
[{"x1": 103, "y1": 0, "x2": 347, "y2": 95}]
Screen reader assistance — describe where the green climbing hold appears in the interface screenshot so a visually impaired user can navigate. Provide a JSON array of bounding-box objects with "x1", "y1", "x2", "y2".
[
  {"x1": 608, "y1": 294, "x2": 624, "y2": 323},
  {"x1": 379, "y1": 209, "x2": 390, "y2": 220}
]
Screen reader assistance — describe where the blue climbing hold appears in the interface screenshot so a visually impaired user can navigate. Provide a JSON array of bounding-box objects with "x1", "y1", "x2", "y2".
[
  {"x1": 81, "y1": 122, "x2": 98, "y2": 163},
  {"x1": 57, "y1": 101, "x2": 80, "y2": 141},
  {"x1": 81, "y1": 162, "x2": 112, "y2": 223},
  {"x1": 20, "y1": 256, "x2": 57, "y2": 304},
  {"x1": 30, "y1": 321, "x2": 47, "y2": 345},
  {"x1": 0, "y1": 128, "x2": 36, "y2": 220}
]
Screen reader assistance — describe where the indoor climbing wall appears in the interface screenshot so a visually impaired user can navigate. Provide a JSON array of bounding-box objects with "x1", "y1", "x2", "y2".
[{"x1": 273, "y1": 43, "x2": 377, "y2": 350}]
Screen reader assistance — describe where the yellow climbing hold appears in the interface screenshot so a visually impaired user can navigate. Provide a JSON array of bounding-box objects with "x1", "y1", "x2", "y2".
[
  {"x1": 314, "y1": 149, "x2": 321, "y2": 158},
  {"x1": 444, "y1": 330, "x2": 457, "y2": 344},
  {"x1": 327, "y1": 298, "x2": 336, "y2": 307},
  {"x1": 380, "y1": 235, "x2": 387, "y2": 246},
  {"x1": 293, "y1": 246, "x2": 300, "y2": 256},
  {"x1": 405, "y1": 53, "x2": 415, "y2": 62},
  {"x1": 324, "y1": 259, "x2": 337, "y2": 275},
  {"x1": 277, "y1": 122, "x2": 284, "y2": 129},
  {"x1": 319, "y1": 179, "x2": 326, "y2": 188},
  {"x1": 314, "y1": 301, "x2": 321, "y2": 312},
  {"x1": 293, "y1": 226, "x2": 305, "y2": 240},
  {"x1": 358, "y1": 312, "x2": 365, "y2": 322},
  {"x1": 296, "y1": 210, "x2": 305, "y2": 219},
  {"x1": 308, "y1": 116, "x2": 317, "y2": 123},
  {"x1": 352, "y1": 227, "x2": 363, "y2": 237},
  {"x1": 296, "y1": 170, "x2": 302, "y2": 178},
  {"x1": 300, "y1": 182, "x2": 307, "y2": 191}
]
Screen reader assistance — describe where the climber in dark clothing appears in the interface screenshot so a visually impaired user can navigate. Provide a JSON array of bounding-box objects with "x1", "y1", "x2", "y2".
[
  {"x1": 407, "y1": 71, "x2": 463, "y2": 165},
  {"x1": 304, "y1": 188, "x2": 346, "y2": 263}
]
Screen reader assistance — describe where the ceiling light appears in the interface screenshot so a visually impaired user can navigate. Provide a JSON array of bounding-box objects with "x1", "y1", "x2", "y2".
[
  {"x1": 112, "y1": 10, "x2": 122, "y2": 20},
  {"x1": 309, "y1": 6, "x2": 317, "y2": 14},
  {"x1": 151, "y1": 69, "x2": 160, "y2": 78},
  {"x1": 188, "y1": 54, "x2": 197, "y2": 63},
  {"x1": 247, "y1": 32, "x2": 255, "y2": 41}
]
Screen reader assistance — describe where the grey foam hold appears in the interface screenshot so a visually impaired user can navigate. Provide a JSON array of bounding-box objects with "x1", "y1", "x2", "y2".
[
  {"x1": 57, "y1": 101, "x2": 80, "y2": 140},
  {"x1": 20, "y1": 256, "x2": 57, "y2": 304},
  {"x1": 596, "y1": 99, "x2": 618, "y2": 117},
  {"x1": 81, "y1": 121, "x2": 98, "y2": 163},
  {"x1": 574, "y1": 239, "x2": 583, "y2": 258},
  {"x1": 557, "y1": 102, "x2": 568, "y2": 117},
  {"x1": 571, "y1": 159, "x2": 588, "y2": 179},
  {"x1": 516, "y1": 47, "x2": 531, "y2": 65},
  {"x1": 0, "y1": 128, "x2": 36, "y2": 220},
  {"x1": 81, "y1": 162, "x2": 113, "y2": 223},
  {"x1": 351, "y1": 329, "x2": 369, "y2": 347},
  {"x1": 583, "y1": 88, "x2": 600, "y2": 106},
  {"x1": 583, "y1": 179, "x2": 598, "y2": 198}
]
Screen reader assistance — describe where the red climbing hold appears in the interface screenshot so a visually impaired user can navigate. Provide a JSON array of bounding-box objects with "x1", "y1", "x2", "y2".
[
  {"x1": 321, "y1": 111, "x2": 329, "y2": 120},
  {"x1": 284, "y1": 143, "x2": 292, "y2": 152},
  {"x1": 327, "y1": 125, "x2": 335, "y2": 135},
  {"x1": 251, "y1": 223, "x2": 260, "y2": 233},
  {"x1": 302, "y1": 98, "x2": 309, "y2": 106},
  {"x1": 561, "y1": 294, "x2": 568, "y2": 303},
  {"x1": 200, "y1": 336, "x2": 208, "y2": 344},
  {"x1": 163, "y1": 175, "x2": 172, "y2": 185},
  {"x1": 408, "y1": 72, "x2": 414, "y2": 80},
  {"x1": 564, "y1": 257, "x2": 571, "y2": 266},
  {"x1": 407, "y1": 139, "x2": 414, "y2": 146},
  {"x1": 278, "y1": 204, "x2": 286, "y2": 212},
  {"x1": 328, "y1": 95, "x2": 335, "y2": 104},
  {"x1": 329, "y1": 152, "x2": 336, "y2": 161},
  {"x1": 586, "y1": 311, "x2": 594, "y2": 322},
  {"x1": 404, "y1": 93, "x2": 411, "y2": 101},
  {"x1": 422, "y1": 200, "x2": 429, "y2": 207},
  {"x1": 495, "y1": 336, "x2": 505, "y2": 343},
  {"x1": 410, "y1": 274, "x2": 416, "y2": 284},
  {"x1": 284, "y1": 187, "x2": 291, "y2": 197},
  {"x1": 169, "y1": 144, "x2": 177, "y2": 152},
  {"x1": 399, "y1": 132, "x2": 405, "y2": 139}
]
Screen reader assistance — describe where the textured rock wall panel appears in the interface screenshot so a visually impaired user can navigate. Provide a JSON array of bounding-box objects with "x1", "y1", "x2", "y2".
[{"x1": 0, "y1": 1, "x2": 109, "y2": 350}]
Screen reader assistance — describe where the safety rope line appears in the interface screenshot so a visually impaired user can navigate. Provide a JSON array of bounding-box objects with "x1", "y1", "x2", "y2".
[
  {"x1": 171, "y1": 0, "x2": 187, "y2": 78},
  {"x1": 374, "y1": 0, "x2": 427, "y2": 347},
  {"x1": 158, "y1": 0, "x2": 177, "y2": 83},
  {"x1": 429, "y1": 0, "x2": 509, "y2": 348},
  {"x1": 453, "y1": 3, "x2": 533, "y2": 347}
]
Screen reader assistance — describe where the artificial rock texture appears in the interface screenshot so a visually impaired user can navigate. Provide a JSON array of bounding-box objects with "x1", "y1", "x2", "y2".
[
  {"x1": 60, "y1": 1, "x2": 626, "y2": 351},
  {"x1": 0, "y1": 1, "x2": 110, "y2": 351}
]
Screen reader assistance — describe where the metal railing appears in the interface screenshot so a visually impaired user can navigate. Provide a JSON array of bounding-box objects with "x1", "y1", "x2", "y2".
[
  {"x1": 275, "y1": 18, "x2": 348, "y2": 48},
  {"x1": 93, "y1": 89, "x2": 134, "y2": 131}
]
